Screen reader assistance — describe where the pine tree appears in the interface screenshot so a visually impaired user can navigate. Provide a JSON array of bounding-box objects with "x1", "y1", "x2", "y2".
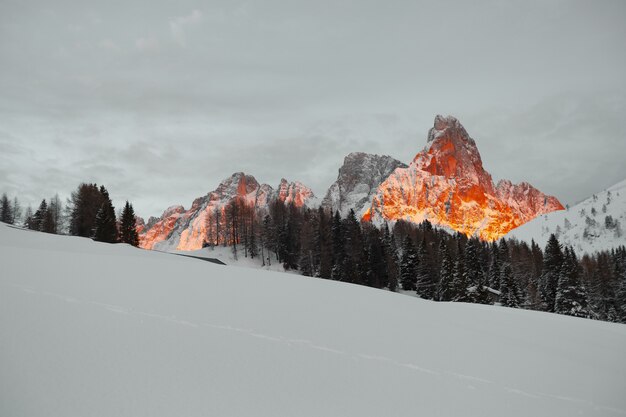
[
  {"x1": 438, "y1": 240, "x2": 454, "y2": 301},
  {"x1": 48, "y1": 194, "x2": 63, "y2": 234},
  {"x1": 69, "y1": 183, "x2": 107, "y2": 237},
  {"x1": 540, "y1": 234, "x2": 564, "y2": 312},
  {"x1": 451, "y1": 238, "x2": 468, "y2": 302},
  {"x1": 382, "y1": 223, "x2": 399, "y2": 292},
  {"x1": 488, "y1": 243, "x2": 501, "y2": 290},
  {"x1": 400, "y1": 236, "x2": 418, "y2": 291},
  {"x1": 11, "y1": 197, "x2": 22, "y2": 225},
  {"x1": 555, "y1": 247, "x2": 589, "y2": 318},
  {"x1": 331, "y1": 211, "x2": 344, "y2": 280},
  {"x1": 616, "y1": 268, "x2": 626, "y2": 323},
  {"x1": 416, "y1": 238, "x2": 435, "y2": 299},
  {"x1": 0, "y1": 193, "x2": 13, "y2": 224},
  {"x1": 464, "y1": 238, "x2": 490, "y2": 304},
  {"x1": 92, "y1": 187, "x2": 118, "y2": 243},
  {"x1": 41, "y1": 203, "x2": 55, "y2": 233},
  {"x1": 314, "y1": 207, "x2": 332, "y2": 279},
  {"x1": 32, "y1": 199, "x2": 48, "y2": 231},
  {"x1": 500, "y1": 263, "x2": 521, "y2": 308},
  {"x1": 119, "y1": 201, "x2": 139, "y2": 246},
  {"x1": 23, "y1": 206, "x2": 34, "y2": 229}
]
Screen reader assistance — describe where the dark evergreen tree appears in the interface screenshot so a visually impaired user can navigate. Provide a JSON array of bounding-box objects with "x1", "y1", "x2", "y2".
[
  {"x1": 41, "y1": 202, "x2": 56, "y2": 233},
  {"x1": 331, "y1": 211, "x2": 345, "y2": 280},
  {"x1": 119, "y1": 201, "x2": 139, "y2": 246},
  {"x1": 500, "y1": 263, "x2": 521, "y2": 307},
  {"x1": 32, "y1": 199, "x2": 48, "y2": 231},
  {"x1": 23, "y1": 206, "x2": 34, "y2": 229},
  {"x1": 314, "y1": 207, "x2": 333, "y2": 279},
  {"x1": 416, "y1": 237, "x2": 435, "y2": 299},
  {"x1": 92, "y1": 187, "x2": 117, "y2": 243},
  {"x1": 400, "y1": 236, "x2": 418, "y2": 291},
  {"x1": 438, "y1": 240, "x2": 454, "y2": 301},
  {"x1": 488, "y1": 242, "x2": 501, "y2": 290},
  {"x1": 365, "y1": 225, "x2": 387, "y2": 288},
  {"x1": 555, "y1": 247, "x2": 589, "y2": 318},
  {"x1": 69, "y1": 183, "x2": 106, "y2": 237},
  {"x1": 463, "y1": 238, "x2": 490, "y2": 304},
  {"x1": 0, "y1": 193, "x2": 13, "y2": 224},
  {"x1": 382, "y1": 223, "x2": 399, "y2": 292},
  {"x1": 540, "y1": 234, "x2": 564, "y2": 312}
]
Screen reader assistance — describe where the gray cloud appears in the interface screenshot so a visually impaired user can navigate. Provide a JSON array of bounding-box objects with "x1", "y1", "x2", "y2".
[{"x1": 1, "y1": 0, "x2": 625, "y2": 218}]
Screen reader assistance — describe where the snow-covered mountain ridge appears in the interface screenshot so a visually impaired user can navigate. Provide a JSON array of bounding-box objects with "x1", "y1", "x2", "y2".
[{"x1": 506, "y1": 178, "x2": 626, "y2": 254}]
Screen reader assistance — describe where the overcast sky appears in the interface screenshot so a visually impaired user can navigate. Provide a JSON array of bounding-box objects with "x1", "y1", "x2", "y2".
[{"x1": 1, "y1": 0, "x2": 625, "y2": 219}]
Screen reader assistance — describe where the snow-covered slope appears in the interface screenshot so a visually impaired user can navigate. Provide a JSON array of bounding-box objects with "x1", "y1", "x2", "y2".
[
  {"x1": 507, "y1": 179, "x2": 626, "y2": 254},
  {"x1": 1, "y1": 223, "x2": 625, "y2": 417},
  {"x1": 321, "y1": 152, "x2": 407, "y2": 218},
  {"x1": 140, "y1": 173, "x2": 317, "y2": 251},
  {"x1": 365, "y1": 115, "x2": 564, "y2": 240}
]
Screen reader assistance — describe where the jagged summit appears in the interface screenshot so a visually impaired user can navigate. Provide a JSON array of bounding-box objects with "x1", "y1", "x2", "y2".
[
  {"x1": 427, "y1": 115, "x2": 471, "y2": 143},
  {"x1": 321, "y1": 152, "x2": 407, "y2": 218},
  {"x1": 139, "y1": 172, "x2": 317, "y2": 251},
  {"x1": 364, "y1": 115, "x2": 564, "y2": 240}
]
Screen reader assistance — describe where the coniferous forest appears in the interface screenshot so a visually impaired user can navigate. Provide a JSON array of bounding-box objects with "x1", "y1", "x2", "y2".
[{"x1": 2, "y1": 187, "x2": 625, "y2": 324}]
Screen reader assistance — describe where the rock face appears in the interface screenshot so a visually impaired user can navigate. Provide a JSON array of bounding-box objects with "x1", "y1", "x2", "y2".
[
  {"x1": 139, "y1": 173, "x2": 316, "y2": 251},
  {"x1": 322, "y1": 152, "x2": 407, "y2": 218},
  {"x1": 364, "y1": 115, "x2": 564, "y2": 241},
  {"x1": 276, "y1": 178, "x2": 319, "y2": 208}
]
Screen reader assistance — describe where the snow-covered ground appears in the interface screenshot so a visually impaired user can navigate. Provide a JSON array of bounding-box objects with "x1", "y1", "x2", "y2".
[
  {"x1": 170, "y1": 245, "x2": 290, "y2": 273},
  {"x1": 1, "y1": 223, "x2": 625, "y2": 417},
  {"x1": 507, "y1": 178, "x2": 626, "y2": 254}
]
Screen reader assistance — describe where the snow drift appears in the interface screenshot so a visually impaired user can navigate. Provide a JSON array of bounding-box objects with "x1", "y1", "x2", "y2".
[{"x1": 1, "y1": 223, "x2": 625, "y2": 417}]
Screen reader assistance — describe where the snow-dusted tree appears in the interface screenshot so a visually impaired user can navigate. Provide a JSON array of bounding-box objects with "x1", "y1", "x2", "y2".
[
  {"x1": 438, "y1": 240, "x2": 455, "y2": 301},
  {"x1": 416, "y1": 237, "x2": 435, "y2": 299},
  {"x1": 330, "y1": 211, "x2": 344, "y2": 280},
  {"x1": 500, "y1": 263, "x2": 521, "y2": 308},
  {"x1": 11, "y1": 197, "x2": 22, "y2": 225},
  {"x1": 399, "y1": 235, "x2": 418, "y2": 291},
  {"x1": 464, "y1": 238, "x2": 490, "y2": 304},
  {"x1": 23, "y1": 206, "x2": 34, "y2": 229},
  {"x1": 48, "y1": 194, "x2": 63, "y2": 234},
  {"x1": 383, "y1": 223, "x2": 399, "y2": 292},
  {"x1": 555, "y1": 247, "x2": 589, "y2": 318},
  {"x1": 540, "y1": 234, "x2": 564, "y2": 312},
  {"x1": 488, "y1": 243, "x2": 501, "y2": 290}
]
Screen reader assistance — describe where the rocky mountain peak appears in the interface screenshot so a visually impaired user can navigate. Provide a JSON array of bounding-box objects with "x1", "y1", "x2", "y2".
[{"x1": 365, "y1": 115, "x2": 564, "y2": 240}]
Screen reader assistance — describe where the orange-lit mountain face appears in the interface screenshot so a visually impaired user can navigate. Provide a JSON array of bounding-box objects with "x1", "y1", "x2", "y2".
[
  {"x1": 138, "y1": 173, "x2": 318, "y2": 251},
  {"x1": 363, "y1": 115, "x2": 564, "y2": 241}
]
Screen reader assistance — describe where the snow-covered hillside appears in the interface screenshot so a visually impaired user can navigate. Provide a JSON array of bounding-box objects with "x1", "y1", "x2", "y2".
[
  {"x1": 1, "y1": 223, "x2": 625, "y2": 417},
  {"x1": 507, "y1": 179, "x2": 626, "y2": 254}
]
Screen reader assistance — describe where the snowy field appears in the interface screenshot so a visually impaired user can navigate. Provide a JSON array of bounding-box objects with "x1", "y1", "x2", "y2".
[{"x1": 1, "y1": 222, "x2": 625, "y2": 417}]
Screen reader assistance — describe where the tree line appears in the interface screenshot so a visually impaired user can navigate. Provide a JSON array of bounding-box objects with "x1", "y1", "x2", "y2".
[
  {"x1": 0, "y1": 184, "x2": 140, "y2": 246},
  {"x1": 203, "y1": 199, "x2": 626, "y2": 323},
  {"x1": 4, "y1": 188, "x2": 625, "y2": 323}
]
